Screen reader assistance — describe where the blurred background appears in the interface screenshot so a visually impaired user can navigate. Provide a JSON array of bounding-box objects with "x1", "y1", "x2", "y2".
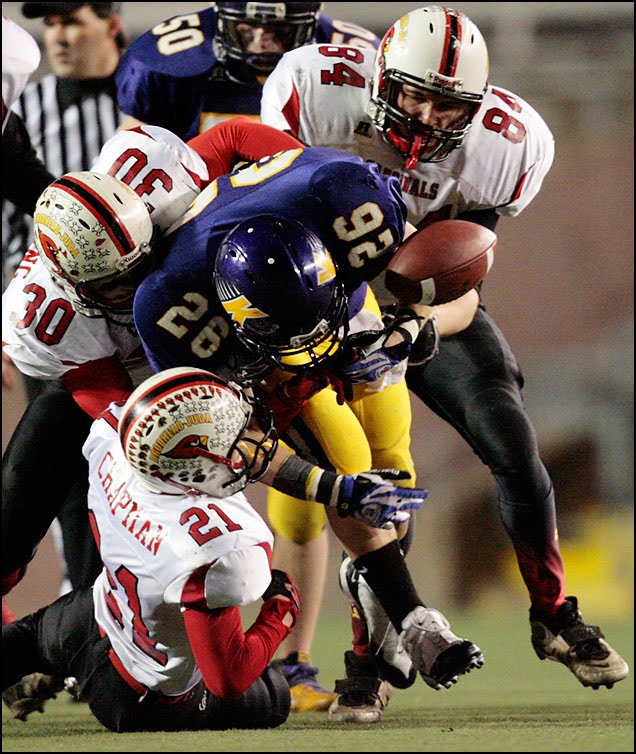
[{"x1": 2, "y1": 2, "x2": 633, "y2": 626}]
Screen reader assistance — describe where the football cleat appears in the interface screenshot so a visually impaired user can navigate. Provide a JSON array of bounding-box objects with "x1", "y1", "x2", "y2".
[
  {"x1": 271, "y1": 652, "x2": 336, "y2": 712},
  {"x1": 339, "y1": 556, "x2": 416, "y2": 689},
  {"x1": 2, "y1": 672, "x2": 65, "y2": 721},
  {"x1": 328, "y1": 650, "x2": 393, "y2": 723},
  {"x1": 530, "y1": 595, "x2": 629, "y2": 689},
  {"x1": 399, "y1": 606, "x2": 485, "y2": 690}
]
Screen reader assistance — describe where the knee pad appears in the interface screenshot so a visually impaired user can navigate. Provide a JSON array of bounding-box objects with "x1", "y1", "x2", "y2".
[
  {"x1": 267, "y1": 488, "x2": 327, "y2": 544},
  {"x1": 399, "y1": 515, "x2": 416, "y2": 557}
]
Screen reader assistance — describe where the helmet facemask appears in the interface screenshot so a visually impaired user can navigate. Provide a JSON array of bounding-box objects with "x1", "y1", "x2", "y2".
[
  {"x1": 371, "y1": 69, "x2": 480, "y2": 167},
  {"x1": 237, "y1": 280, "x2": 349, "y2": 374},
  {"x1": 71, "y1": 231, "x2": 159, "y2": 316},
  {"x1": 214, "y1": 2, "x2": 320, "y2": 79}
]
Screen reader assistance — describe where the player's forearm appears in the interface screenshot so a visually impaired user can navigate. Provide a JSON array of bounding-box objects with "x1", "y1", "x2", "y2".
[
  {"x1": 263, "y1": 448, "x2": 344, "y2": 509},
  {"x1": 405, "y1": 288, "x2": 479, "y2": 337},
  {"x1": 183, "y1": 601, "x2": 292, "y2": 698},
  {"x1": 186, "y1": 116, "x2": 303, "y2": 181}
]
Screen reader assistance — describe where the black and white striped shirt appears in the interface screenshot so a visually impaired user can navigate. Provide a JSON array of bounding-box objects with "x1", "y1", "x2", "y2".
[{"x1": 2, "y1": 74, "x2": 121, "y2": 289}]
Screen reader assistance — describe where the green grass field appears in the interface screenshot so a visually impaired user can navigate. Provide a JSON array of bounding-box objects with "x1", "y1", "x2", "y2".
[{"x1": 2, "y1": 611, "x2": 633, "y2": 752}]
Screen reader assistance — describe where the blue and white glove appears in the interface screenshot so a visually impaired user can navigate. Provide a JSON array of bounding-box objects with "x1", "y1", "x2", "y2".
[
  {"x1": 335, "y1": 469, "x2": 427, "y2": 528},
  {"x1": 341, "y1": 312, "x2": 424, "y2": 384}
]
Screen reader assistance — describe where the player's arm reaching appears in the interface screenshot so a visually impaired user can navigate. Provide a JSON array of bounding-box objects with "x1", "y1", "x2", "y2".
[
  {"x1": 187, "y1": 116, "x2": 304, "y2": 179},
  {"x1": 181, "y1": 557, "x2": 300, "y2": 698}
]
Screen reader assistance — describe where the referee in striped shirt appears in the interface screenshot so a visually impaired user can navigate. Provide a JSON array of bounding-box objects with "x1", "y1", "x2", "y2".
[
  {"x1": 2, "y1": 3, "x2": 125, "y2": 602},
  {"x1": 2, "y1": 2, "x2": 124, "y2": 292}
]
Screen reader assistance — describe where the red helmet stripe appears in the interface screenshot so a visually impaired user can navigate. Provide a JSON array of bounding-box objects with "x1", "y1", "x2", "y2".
[
  {"x1": 120, "y1": 370, "x2": 231, "y2": 447},
  {"x1": 53, "y1": 175, "x2": 137, "y2": 258},
  {"x1": 440, "y1": 8, "x2": 462, "y2": 78}
]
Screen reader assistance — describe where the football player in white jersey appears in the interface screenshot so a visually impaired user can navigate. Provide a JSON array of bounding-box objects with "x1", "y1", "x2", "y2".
[
  {"x1": 1, "y1": 124, "x2": 211, "y2": 619},
  {"x1": 1, "y1": 119, "x2": 301, "y2": 608},
  {"x1": 261, "y1": 5, "x2": 629, "y2": 721},
  {"x1": 1, "y1": 366, "x2": 430, "y2": 727}
]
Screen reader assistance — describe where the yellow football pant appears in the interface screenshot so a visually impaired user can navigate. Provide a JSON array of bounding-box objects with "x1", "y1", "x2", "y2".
[{"x1": 268, "y1": 290, "x2": 415, "y2": 544}]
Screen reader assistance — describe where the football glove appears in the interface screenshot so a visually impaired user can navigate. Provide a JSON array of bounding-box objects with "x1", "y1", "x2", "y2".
[
  {"x1": 262, "y1": 569, "x2": 301, "y2": 613},
  {"x1": 336, "y1": 469, "x2": 427, "y2": 528},
  {"x1": 341, "y1": 311, "x2": 424, "y2": 384},
  {"x1": 408, "y1": 316, "x2": 440, "y2": 367}
]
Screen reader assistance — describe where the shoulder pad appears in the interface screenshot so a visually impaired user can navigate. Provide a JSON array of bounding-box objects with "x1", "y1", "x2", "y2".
[
  {"x1": 203, "y1": 546, "x2": 272, "y2": 608},
  {"x1": 122, "y1": 8, "x2": 217, "y2": 78}
]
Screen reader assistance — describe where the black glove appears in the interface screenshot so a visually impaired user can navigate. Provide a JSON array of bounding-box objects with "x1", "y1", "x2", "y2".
[
  {"x1": 262, "y1": 569, "x2": 300, "y2": 612},
  {"x1": 340, "y1": 310, "x2": 424, "y2": 384},
  {"x1": 408, "y1": 316, "x2": 440, "y2": 367}
]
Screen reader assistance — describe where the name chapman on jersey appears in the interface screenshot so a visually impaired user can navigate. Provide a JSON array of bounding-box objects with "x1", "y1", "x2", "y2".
[{"x1": 97, "y1": 450, "x2": 167, "y2": 556}]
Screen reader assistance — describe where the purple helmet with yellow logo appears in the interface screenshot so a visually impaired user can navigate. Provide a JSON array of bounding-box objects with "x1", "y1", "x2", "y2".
[{"x1": 214, "y1": 214, "x2": 348, "y2": 373}]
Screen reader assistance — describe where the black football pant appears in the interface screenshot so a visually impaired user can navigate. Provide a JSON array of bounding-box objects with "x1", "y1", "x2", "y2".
[
  {"x1": 2, "y1": 588, "x2": 290, "y2": 732},
  {"x1": 406, "y1": 305, "x2": 565, "y2": 618},
  {"x1": 2, "y1": 381, "x2": 101, "y2": 590}
]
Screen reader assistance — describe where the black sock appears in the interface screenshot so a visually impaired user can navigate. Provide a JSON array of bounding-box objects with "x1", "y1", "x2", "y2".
[{"x1": 353, "y1": 540, "x2": 424, "y2": 632}]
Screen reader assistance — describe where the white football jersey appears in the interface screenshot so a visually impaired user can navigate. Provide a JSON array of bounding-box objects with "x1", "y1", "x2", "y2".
[
  {"x1": 87, "y1": 403, "x2": 273, "y2": 696},
  {"x1": 2, "y1": 249, "x2": 147, "y2": 383},
  {"x1": 2, "y1": 126, "x2": 209, "y2": 383},
  {"x1": 261, "y1": 44, "x2": 555, "y2": 225},
  {"x1": 2, "y1": 17, "x2": 40, "y2": 131}
]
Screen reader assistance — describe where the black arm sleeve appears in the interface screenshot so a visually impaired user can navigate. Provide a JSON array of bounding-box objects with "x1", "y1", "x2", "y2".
[{"x1": 2, "y1": 112, "x2": 55, "y2": 215}]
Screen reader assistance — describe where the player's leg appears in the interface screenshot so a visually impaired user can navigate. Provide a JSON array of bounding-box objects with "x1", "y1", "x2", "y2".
[
  {"x1": 326, "y1": 510, "x2": 483, "y2": 723},
  {"x1": 2, "y1": 381, "x2": 93, "y2": 593},
  {"x1": 334, "y1": 379, "x2": 419, "y2": 710},
  {"x1": 205, "y1": 666, "x2": 291, "y2": 730},
  {"x1": 406, "y1": 304, "x2": 628, "y2": 688},
  {"x1": 268, "y1": 387, "x2": 373, "y2": 711},
  {"x1": 268, "y1": 497, "x2": 332, "y2": 711},
  {"x1": 2, "y1": 589, "x2": 102, "y2": 722}
]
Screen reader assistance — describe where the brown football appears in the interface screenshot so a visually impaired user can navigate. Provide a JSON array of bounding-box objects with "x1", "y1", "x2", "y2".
[{"x1": 385, "y1": 220, "x2": 497, "y2": 305}]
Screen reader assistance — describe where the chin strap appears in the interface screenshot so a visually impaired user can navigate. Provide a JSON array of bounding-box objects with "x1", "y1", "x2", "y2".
[{"x1": 386, "y1": 128, "x2": 424, "y2": 170}]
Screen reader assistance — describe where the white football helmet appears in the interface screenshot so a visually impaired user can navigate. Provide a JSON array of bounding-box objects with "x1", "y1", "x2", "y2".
[
  {"x1": 119, "y1": 367, "x2": 278, "y2": 497},
  {"x1": 368, "y1": 6, "x2": 489, "y2": 166},
  {"x1": 33, "y1": 171, "x2": 156, "y2": 317}
]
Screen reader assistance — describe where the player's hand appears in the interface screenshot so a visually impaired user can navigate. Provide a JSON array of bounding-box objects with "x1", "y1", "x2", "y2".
[
  {"x1": 262, "y1": 569, "x2": 301, "y2": 613},
  {"x1": 264, "y1": 374, "x2": 328, "y2": 433},
  {"x1": 407, "y1": 316, "x2": 440, "y2": 367},
  {"x1": 341, "y1": 311, "x2": 423, "y2": 384},
  {"x1": 336, "y1": 469, "x2": 427, "y2": 528}
]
